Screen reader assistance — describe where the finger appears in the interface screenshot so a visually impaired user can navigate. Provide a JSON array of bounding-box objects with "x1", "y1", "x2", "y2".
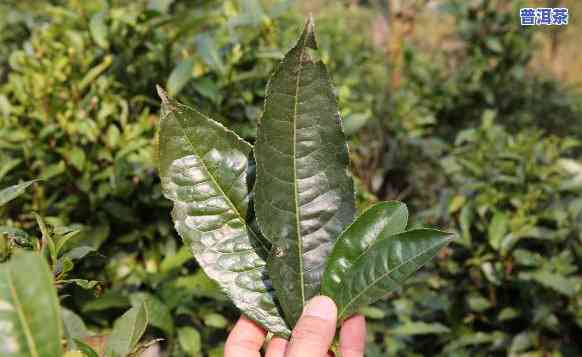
[
  {"x1": 224, "y1": 316, "x2": 267, "y2": 357},
  {"x1": 265, "y1": 336, "x2": 288, "y2": 357},
  {"x1": 339, "y1": 314, "x2": 366, "y2": 357},
  {"x1": 286, "y1": 296, "x2": 338, "y2": 357}
]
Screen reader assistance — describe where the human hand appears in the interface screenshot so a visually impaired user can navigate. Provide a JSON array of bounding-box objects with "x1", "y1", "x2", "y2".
[{"x1": 224, "y1": 295, "x2": 366, "y2": 357}]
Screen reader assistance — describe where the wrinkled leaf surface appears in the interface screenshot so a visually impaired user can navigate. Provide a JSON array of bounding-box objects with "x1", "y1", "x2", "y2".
[
  {"x1": 157, "y1": 86, "x2": 289, "y2": 336},
  {"x1": 254, "y1": 18, "x2": 355, "y2": 326}
]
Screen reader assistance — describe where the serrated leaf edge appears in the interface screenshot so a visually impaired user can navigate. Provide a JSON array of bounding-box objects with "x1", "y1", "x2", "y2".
[{"x1": 338, "y1": 230, "x2": 453, "y2": 319}]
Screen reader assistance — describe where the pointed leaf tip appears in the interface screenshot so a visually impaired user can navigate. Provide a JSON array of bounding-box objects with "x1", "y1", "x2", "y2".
[
  {"x1": 300, "y1": 15, "x2": 317, "y2": 49},
  {"x1": 156, "y1": 85, "x2": 169, "y2": 104},
  {"x1": 307, "y1": 13, "x2": 315, "y2": 28}
]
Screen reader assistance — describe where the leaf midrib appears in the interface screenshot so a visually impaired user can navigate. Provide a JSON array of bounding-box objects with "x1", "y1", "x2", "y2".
[
  {"x1": 334, "y1": 211, "x2": 408, "y2": 280},
  {"x1": 171, "y1": 106, "x2": 269, "y2": 256},
  {"x1": 7, "y1": 270, "x2": 40, "y2": 357},
  {"x1": 338, "y1": 238, "x2": 450, "y2": 319},
  {"x1": 291, "y1": 35, "x2": 309, "y2": 307},
  {"x1": 125, "y1": 309, "x2": 139, "y2": 353}
]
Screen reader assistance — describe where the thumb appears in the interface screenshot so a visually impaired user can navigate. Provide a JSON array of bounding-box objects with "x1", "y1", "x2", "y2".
[{"x1": 286, "y1": 296, "x2": 337, "y2": 357}]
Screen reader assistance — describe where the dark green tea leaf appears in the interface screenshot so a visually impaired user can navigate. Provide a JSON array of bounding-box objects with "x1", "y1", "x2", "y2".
[
  {"x1": 254, "y1": 17, "x2": 356, "y2": 326},
  {"x1": 322, "y1": 201, "x2": 408, "y2": 298},
  {"x1": 334, "y1": 229, "x2": 452, "y2": 320},
  {"x1": 157, "y1": 86, "x2": 289, "y2": 336}
]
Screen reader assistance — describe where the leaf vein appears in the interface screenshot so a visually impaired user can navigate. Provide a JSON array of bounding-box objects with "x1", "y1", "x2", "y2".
[{"x1": 338, "y1": 239, "x2": 448, "y2": 318}]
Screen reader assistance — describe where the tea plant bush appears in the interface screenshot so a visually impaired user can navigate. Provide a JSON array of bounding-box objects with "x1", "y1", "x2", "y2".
[
  {"x1": 0, "y1": 0, "x2": 580, "y2": 356},
  {"x1": 358, "y1": 2, "x2": 582, "y2": 355},
  {"x1": 390, "y1": 0, "x2": 582, "y2": 140},
  {"x1": 364, "y1": 117, "x2": 581, "y2": 356}
]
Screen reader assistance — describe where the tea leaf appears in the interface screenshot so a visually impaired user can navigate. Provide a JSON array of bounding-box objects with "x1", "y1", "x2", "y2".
[
  {"x1": 391, "y1": 321, "x2": 450, "y2": 336},
  {"x1": 488, "y1": 211, "x2": 508, "y2": 251},
  {"x1": 62, "y1": 308, "x2": 89, "y2": 351},
  {"x1": 167, "y1": 58, "x2": 193, "y2": 97},
  {"x1": 0, "y1": 252, "x2": 63, "y2": 357},
  {"x1": 196, "y1": 34, "x2": 224, "y2": 74},
  {"x1": 0, "y1": 158, "x2": 21, "y2": 182},
  {"x1": 73, "y1": 340, "x2": 99, "y2": 357},
  {"x1": 178, "y1": 327, "x2": 201, "y2": 356},
  {"x1": 105, "y1": 303, "x2": 148, "y2": 357},
  {"x1": 89, "y1": 12, "x2": 109, "y2": 49},
  {"x1": 322, "y1": 201, "x2": 408, "y2": 298},
  {"x1": 254, "y1": 17, "x2": 355, "y2": 326},
  {"x1": 335, "y1": 229, "x2": 452, "y2": 320},
  {"x1": 157, "y1": 86, "x2": 290, "y2": 336},
  {"x1": 0, "y1": 180, "x2": 36, "y2": 207},
  {"x1": 130, "y1": 293, "x2": 174, "y2": 337}
]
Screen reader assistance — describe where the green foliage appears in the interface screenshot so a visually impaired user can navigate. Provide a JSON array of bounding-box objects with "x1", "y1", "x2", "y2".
[
  {"x1": 0, "y1": 1, "x2": 304, "y2": 354},
  {"x1": 159, "y1": 19, "x2": 451, "y2": 336},
  {"x1": 329, "y1": 228, "x2": 452, "y2": 321},
  {"x1": 337, "y1": 1, "x2": 582, "y2": 355},
  {"x1": 0, "y1": 180, "x2": 37, "y2": 207},
  {"x1": 363, "y1": 119, "x2": 582, "y2": 356},
  {"x1": 105, "y1": 302, "x2": 149, "y2": 357},
  {"x1": 439, "y1": 120, "x2": 582, "y2": 354},
  {"x1": 321, "y1": 203, "x2": 451, "y2": 320},
  {"x1": 0, "y1": 181, "x2": 155, "y2": 357},
  {"x1": 322, "y1": 202, "x2": 409, "y2": 299},
  {"x1": 0, "y1": 0, "x2": 580, "y2": 355},
  {"x1": 392, "y1": 0, "x2": 582, "y2": 139},
  {"x1": 0, "y1": 252, "x2": 62, "y2": 357},
  {"x1": 177, "y1": 327, "x2": 201, "y2": 356}
]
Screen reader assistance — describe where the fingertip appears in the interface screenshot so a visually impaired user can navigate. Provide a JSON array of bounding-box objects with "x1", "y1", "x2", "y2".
[
  {"x1": 265, "y1": 336, "x2": 288, "y2": 357},
  {"x1": 224, "y1": 316, "x2": 267, "y2": 357},
  {"x1": 342, "y1": 314, "x2": 366, "y2": 330},
  {"x1": 285, "y1": 296, "x2": 338, "y2": 357},
  {"x1": 340, "y1": 314, "x2": 367, "y2": 357},
  {"x1": 302, "y1": 295, "x2": 337, "y2": 321},
  {"x1": 234, "y1": 315, "x2": 267, "y2": 336}
]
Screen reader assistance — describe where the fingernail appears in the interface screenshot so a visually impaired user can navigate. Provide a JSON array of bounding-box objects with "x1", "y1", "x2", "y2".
[{"x1": 303, "y1": 296, "x2": 337, "y2": 320}]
